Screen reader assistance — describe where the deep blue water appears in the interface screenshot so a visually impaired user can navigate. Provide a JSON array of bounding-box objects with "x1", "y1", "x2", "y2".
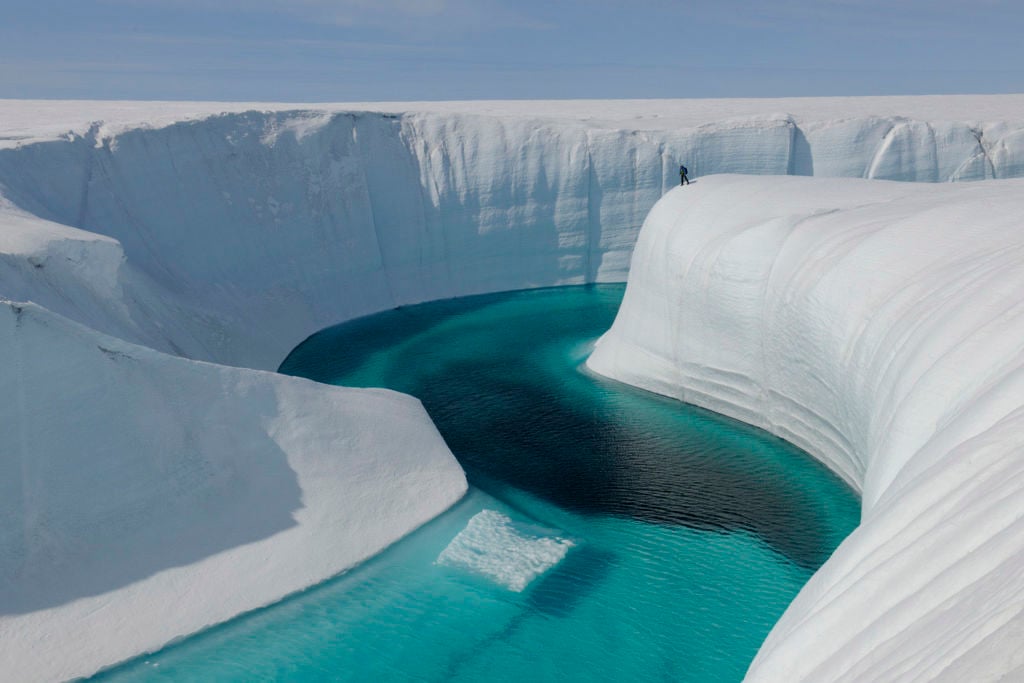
[{"x1": 94, "y1": 284, "x2": 859, "y2": 682}]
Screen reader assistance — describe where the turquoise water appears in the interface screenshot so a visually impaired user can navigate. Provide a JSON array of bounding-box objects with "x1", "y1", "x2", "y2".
[{"x1": 94, "y1": 284, "x2": 859, "y2": 682}]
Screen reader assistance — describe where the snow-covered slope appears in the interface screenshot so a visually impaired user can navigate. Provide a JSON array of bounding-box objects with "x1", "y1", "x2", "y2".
[
  {"x1": 588, "y1": 175, "x2": 1024, "y2": 681},
  {"x1": 3, "y1": 97, "x2": 1024, "y2": 680},
  {"x1": 0, "y1": 300, "x2": 466, "y2": 682}
]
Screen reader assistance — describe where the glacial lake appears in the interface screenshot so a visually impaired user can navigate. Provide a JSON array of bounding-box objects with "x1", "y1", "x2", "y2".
[{"x1": 94, "y1": 284, "x2": 859, "y2": 682}]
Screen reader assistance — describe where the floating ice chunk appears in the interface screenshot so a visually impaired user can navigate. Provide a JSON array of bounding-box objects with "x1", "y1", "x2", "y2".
[{"x1": 437, "y1": 510, "x2": 574, "y2": 592}]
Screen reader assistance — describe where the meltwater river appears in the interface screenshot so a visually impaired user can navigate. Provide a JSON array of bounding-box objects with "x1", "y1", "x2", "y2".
[{"x1": 95, "y1": 284, "x2": 858, "y2": 682}]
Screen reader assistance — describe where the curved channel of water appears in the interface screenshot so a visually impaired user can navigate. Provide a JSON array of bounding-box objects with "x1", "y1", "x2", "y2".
[{"x1": 95, "y1": 284, "x2": 858, "y2": 682}]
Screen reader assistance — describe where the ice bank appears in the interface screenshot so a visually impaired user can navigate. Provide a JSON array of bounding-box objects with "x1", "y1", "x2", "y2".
[
  {"x1": 589, "y1": 175, "x2": 1024, "y2": 680},
  {"x1": 0, "y1": 300, "x2": 466, "y2": 682}
]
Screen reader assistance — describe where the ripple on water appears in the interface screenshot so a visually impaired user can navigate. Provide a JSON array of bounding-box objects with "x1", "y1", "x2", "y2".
[{"x1": 94, "y1": 284, "x2": 859, "y2": 683}]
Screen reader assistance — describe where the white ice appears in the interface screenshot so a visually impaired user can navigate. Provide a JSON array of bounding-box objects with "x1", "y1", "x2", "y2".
[
  {"x1": 437, "y1": 510, "x2": 574, "y2": 592},
  {"x1": 0, "y1": 301, "x2": 467, "y2": 682},
  {"x1": 3, "y1": 96, "x2": 1024, "y2": 680},
  {"x1": 2, "y1": 97, "x2": 1023, "y2": 370},
  {"x1": 589, "y1": 175, "x2": 1024, "y2": 681}
]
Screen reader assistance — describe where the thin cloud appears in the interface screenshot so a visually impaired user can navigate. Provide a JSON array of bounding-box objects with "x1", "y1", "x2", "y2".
[
  {"x1": 98, "y1": 0, "x2": 553, "y2": 32},
  {"x1": 120, "y1": 32, "x2": 452, "y2": 56}
]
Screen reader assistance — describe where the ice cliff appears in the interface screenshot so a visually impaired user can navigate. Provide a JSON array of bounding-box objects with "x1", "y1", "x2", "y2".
[
  {"x1": 3, "y1": 98, "x2": 1024, "y2": 370},
  {"x1": 2, "y1": 97, "x2": 1024, "y2": 680},
  {"x1": 589, "y1": 175, "x2": 1024, "y2": 681}
]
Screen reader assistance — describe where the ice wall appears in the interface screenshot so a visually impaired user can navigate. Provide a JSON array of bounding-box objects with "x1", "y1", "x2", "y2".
[
  {"x1": 2, "y1": 107, "x2": 1023, "y2": 369},
  {"x1": 588, "y1": 175, "x2": 1024, "y2": 681}
]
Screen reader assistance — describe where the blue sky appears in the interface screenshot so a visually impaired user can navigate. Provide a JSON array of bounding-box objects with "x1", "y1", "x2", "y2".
[{"x1": 1, "y1": 0, "x2": 1022, "y2": 101}]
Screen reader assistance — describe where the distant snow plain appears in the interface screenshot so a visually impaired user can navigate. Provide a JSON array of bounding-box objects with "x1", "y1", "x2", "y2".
[{"x1": 2, "y1": 96, "x2": 1024, "y2": 681}]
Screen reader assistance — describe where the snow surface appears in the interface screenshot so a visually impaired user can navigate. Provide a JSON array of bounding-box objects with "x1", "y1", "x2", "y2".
[
  {"x1": 0, "y1": 300, "x2": 466, "y2": 682},
  {"x1": 5, "y1": 95, "x2": 1024, "y2": 146},
  {"x1": 3, "y1": 96, "x2": 1024, "y2": 679},
  {"x1": 588, "y1": 175, "x2": 1024, "y2": 681}
]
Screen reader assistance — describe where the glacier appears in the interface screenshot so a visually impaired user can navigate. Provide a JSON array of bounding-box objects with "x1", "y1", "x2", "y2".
[
  {"x1": 589, "y1": 175, "x2": 1024, "y2": 680},
  {"x1": 2, "y1": 96, "x2": 1024, "y2": 680}
]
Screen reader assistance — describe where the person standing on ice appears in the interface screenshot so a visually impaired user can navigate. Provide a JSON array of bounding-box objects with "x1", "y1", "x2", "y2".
[{"x1": 679, "y1": 164, "x2": 690, "y2": 186}]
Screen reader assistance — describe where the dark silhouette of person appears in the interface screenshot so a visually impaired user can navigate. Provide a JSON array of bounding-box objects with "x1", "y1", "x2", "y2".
[{"x1": 679, "y1": 164, "x2": 690, "y2": 186}]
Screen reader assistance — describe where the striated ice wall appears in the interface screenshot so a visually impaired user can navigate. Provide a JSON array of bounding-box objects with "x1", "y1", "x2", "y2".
[
  {"x1": 2, "y1": 105, "x2": 1023, "y2": 369},
  {"x1": 588, "y1": 175, "x2": 1024, "y2": 681}
]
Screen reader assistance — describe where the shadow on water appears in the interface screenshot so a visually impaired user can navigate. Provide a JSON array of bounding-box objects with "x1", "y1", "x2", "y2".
[
  {"x1": 419, "y1": 364, "x2": 834, "y2": 569},
  {"x1": 443, "y1": 544, "x2": 618, "y2": 680},
  {"x1": 527, "y1": 546, "x2": 618, "y2": 618},
  {"x1": 91, "y1": 285, "x2": 860, "y2": 683},
  {"x1": 280, "y1": 284, "x2": 858, "y2": 571},
  {"x1": 279, "y1": 291, "x2": 525, "y2": 382}
]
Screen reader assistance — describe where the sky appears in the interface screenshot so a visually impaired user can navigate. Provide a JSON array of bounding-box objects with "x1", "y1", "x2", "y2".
[{"x1": 1, "y1": 0, "x2": 1022, "y2": 101}]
